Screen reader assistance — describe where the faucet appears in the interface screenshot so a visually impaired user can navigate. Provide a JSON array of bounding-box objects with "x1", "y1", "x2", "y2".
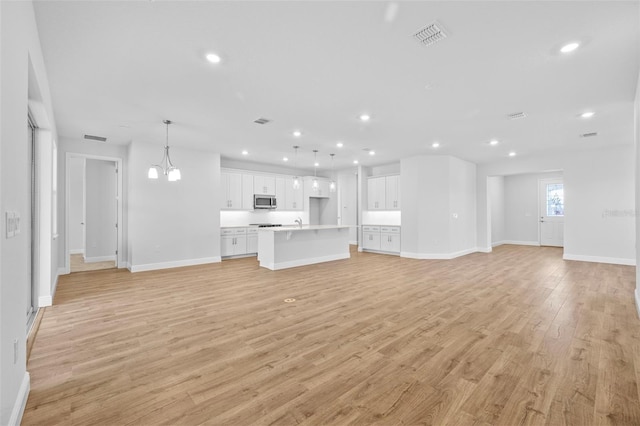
[{"x1": 295, "y1": 217, "x2": 302, "y2": 228}]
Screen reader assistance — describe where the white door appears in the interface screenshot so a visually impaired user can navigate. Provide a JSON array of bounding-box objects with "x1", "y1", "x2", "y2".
[{"x1": 539, "y1": 179, "x2": 564, "y2": 247}]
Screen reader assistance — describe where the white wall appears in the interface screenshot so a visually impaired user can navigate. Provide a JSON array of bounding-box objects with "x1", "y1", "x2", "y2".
[
  {"x1": 68, "y1": 157, "x2": 84, "y2": 253},
  {"x1": 400, "y1": 155, "x2": 476, "y2": 258},
  {"x1": 85, "y1": 159, "x2": 117, "y2": 261},
  {"x1": 477, "y1": 145, "x2": 635, "y2": 265},
  {"x1": 503, "y1": 172, "x2": 563, "y2": 245},
  {"x1": 0, "y1": 1, "x2": 58, "y2": 424},
  {"x1": 635, "y1": 69, "x2": 640, "y2": 316},
  {"x1": 128, "y1": 141, "x2": 221, "y2": 272},
  {"x1": 488, "y1": 176, "x2": 504, "y2": 245}
]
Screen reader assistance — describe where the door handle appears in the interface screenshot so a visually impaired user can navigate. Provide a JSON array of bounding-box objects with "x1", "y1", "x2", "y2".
[{"x1": 540, "y1": 220, "x2": 545, "y2": 223}]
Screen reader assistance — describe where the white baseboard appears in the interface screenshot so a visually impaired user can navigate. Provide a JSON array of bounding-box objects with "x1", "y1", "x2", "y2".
[
  {"x1": 563, "y1": 253, "x2": 636, "y2": 266},
  {"x1": 84, "y1": 255, "x2": 117, "y2": 263},
  {"x1": 361, "y1": 248, "x2": 400, "y2": 256},
  {"x1": 635, "y1": 288, "x2": 640, "y2": 320},
  {"x1": 502, "y1": 240, "x2": 540, "y2": 246},
  {"x1": 401, "y1": 247, "x2": 478, "y2": 260},
  {"x1": 492, "y1": 240, "x2": 506, "y2": 247},
  {"x1": 58, "y1": 266, "x2": 69, "y2": 276},
  {"x1": 261, "y1": 253, "x2": 350, "y2": 271},
  {"x1": 349, "y1": 240, "x2": 358, "y2": 245},
  {"x1": 476, "y1": 246, "x2": 492, "y2": 253},
  {"x1": 8, "y1": 372, "x2": 30, "y2": 426},
  {"x1": 38, "y1": 295, "x2": 52, "y2": 307},
  {"x1": 130, "y1": 256, "x2": 222, "y2": 273},
  {"x1": 70, "y1": 248, "x2": 84, "y2": 255}
]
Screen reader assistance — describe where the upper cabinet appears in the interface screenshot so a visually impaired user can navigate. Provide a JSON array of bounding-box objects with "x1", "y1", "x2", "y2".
[
  {"x1": 283, "y1": 177, "x2": 304, "y2": 210},
  {"x1": 367, "y1": 175, "x2": 400, "y2": 211},
  {"x1": 385, "y1": 175, "x2": 401, "y2": 210},
  {"x1": 254, "y1": 175, "x2": 276, "y2": 195},
  {"x1": 221, "y1": 171, "x2": 253, "y2": 210}
]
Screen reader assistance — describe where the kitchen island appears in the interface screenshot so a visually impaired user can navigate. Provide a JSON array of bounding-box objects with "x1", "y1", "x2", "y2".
[{"x1": 257, "y1": 225, "x2": 351, "y2": 270}]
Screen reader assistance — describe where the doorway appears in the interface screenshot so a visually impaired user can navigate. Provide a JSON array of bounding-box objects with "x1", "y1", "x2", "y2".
[
  {"x1": 539, "y1": 178, "x2": 564, "y2": 247},
  {"x1": 27, "y1": 114, "x2": 38, "y2": 328},
  {"x1": 65, "y1": 153, "x2": 123, "y2": 273}
]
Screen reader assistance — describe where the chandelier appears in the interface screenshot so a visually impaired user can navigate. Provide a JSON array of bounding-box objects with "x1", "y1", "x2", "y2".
[{"x1": 148, "y1": 120, "x2": 181, "y2": 181}]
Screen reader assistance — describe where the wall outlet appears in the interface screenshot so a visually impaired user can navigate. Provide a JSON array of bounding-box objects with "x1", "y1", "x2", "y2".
[{"x1": 5, "y1": 211, "x2": 19, "y2": 238}]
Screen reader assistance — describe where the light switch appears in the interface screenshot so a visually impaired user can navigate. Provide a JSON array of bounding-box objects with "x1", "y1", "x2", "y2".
[{"x1": 6, "y1": 211, "x2": 14, "y2": 238}]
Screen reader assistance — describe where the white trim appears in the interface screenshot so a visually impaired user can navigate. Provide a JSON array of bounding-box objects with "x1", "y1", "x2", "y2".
[
  {"x1": 8, "y1": 372, "x2": 30, "y2": 426},
  {"x1": 361, "y1": 249, "x2": 400, "y2": 256},
  {"x1": 349, "y1": 239, "x2": 358, "y2": 245},
  {"x1": 260, "y1": 253, "x2": 350, "y2": 271},
  {"x1": 563, "y1": 253, "x2": 636, "y2": 266},
  {"x1": 70, "y1": 248, "x2": 84, "y2": 255},
  {"x1": 401, "y1": 247, "x2": 478, "y2": 260},
  {"x1": 129, "y1": 256, "x2": 222, "y2": 273},
  {"x1": 58, "y1": 265, "x2": 69, "y2": 276},
  {"x1": 38, "y1": 295, "x2": 52, "y2": 306},
  {"x1": 491, "y1": 240, "x2": 506, "y2": 247},
  {"x1": 635, "y1": 288, "x2": 640, "y2": 320},
  {"x1": 476, "y1": 246, "x2": 492, "y2": 253},
  {"x1": 83, "y1": 255, "x2": 116, "y2": 263},
  {"x1": 502, "y1": 240, "x2": 541, "y2": 246}
]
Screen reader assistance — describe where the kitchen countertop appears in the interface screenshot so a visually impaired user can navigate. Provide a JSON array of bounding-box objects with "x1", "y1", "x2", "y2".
[{"x1": 260, "y1": 225, "x2": 351, "y2": 232}]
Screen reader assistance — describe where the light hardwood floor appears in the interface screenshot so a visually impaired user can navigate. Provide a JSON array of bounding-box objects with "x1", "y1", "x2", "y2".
[
  {"x1": 70, "y1": 254, "x2": 116, "y2": 273},
  {"x1": 24, "y1": 245, "x2": 640, "y2": 425}
]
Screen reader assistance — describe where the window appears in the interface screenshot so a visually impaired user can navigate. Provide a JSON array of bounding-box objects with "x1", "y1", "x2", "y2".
[{"x1": 546, "y1": 183, "x2": 564, "y2": 216}]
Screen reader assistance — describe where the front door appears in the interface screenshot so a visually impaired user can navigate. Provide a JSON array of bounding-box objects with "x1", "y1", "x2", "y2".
[{"x1": 539, "y1": 179, "x2": 564, "y2": 247}]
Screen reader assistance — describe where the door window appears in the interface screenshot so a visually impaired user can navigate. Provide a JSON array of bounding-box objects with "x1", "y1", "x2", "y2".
[{"x1": 546, "y1": 183, "x2": 564, "y2": 216}]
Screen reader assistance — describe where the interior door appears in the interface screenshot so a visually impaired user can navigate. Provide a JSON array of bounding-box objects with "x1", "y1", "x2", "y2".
[{"x1": 539, "y1": 179, "x2": 564, "y2": 247}]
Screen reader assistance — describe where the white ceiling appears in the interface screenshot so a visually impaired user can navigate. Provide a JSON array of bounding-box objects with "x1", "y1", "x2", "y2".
[{"x1": 34, "y1": 1, "x2": 640, "y2": 173}]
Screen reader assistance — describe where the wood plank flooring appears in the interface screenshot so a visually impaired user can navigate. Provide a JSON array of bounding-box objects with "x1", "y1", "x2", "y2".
[
  {"x1": 70, "y1": 254, "x2": 116, "y2": 273},
  {"x1": 23, "y1": 245, "x2": 640, "y2": 425}
]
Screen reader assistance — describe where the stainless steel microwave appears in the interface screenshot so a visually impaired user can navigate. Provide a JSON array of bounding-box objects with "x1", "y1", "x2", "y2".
[{"x1": 254, "y1": 194, "x2": 277, "y2": 209}]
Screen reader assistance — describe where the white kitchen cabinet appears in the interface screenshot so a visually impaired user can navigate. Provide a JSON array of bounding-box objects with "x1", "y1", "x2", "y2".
[
  {"x1": 283, "y1": 177, "x2": 304, "y2": 210},
  {"x1": 385, "y1": 175, "x2": 401, "y2": 210},
  {"x1": 362, "y1": 226, "x2": 381, "y2": 250},
  {"x1": 221, "y1": 228, "x2": 248, "y2": 256},
  {"x1": 380, "y1": 226, "x2": 401, "y2": 253},
  {"x1": 367, "y1": 176, "x2": 386, "y2": 210},
  {"x1": 221, "y1": 171, "x2": 253, "y2": 210},
  {"x1": 254, "y1": 175, "x2": 276, "y2": 195},
  {"x1": 246, "y1": 228, "x2": 259, "y2": 254},
  {"x1": 362, "y1": 225, "x2": 400, "y2": 254}
]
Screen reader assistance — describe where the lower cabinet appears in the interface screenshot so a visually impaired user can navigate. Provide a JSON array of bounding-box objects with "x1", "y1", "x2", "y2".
[
  {"x1": 221, "y1": 228, "x2": 248, "y2": 257},
  {"x1": 362, "y1": 225, "x2": 400, "y2": 254},
  {"x1": 246, "y1": 228, "x2": 258, "y2": 254}
]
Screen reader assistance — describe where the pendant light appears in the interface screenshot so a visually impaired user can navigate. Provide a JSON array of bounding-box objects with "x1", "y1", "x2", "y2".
[
  {"x1": 148, "y1": 120, "x2": 181, "y2": 181},
  {"x1": 312, "y1": 150, "x2": 319, "y2": 191},
  {"x1": 329, "y1": 153, "x2": 336, "y2": 192},
  {"x1": 292, "y1": 145, "x2": 300, "y2": 189}
]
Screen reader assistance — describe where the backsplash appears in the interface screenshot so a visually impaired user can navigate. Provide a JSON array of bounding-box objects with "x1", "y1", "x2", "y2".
[
  {"x1": 362, "y1": 210, "x2": 401, "y2": 226},
  {"x1": 221, "y1": 210, "x2": 308, "y2": 227}
]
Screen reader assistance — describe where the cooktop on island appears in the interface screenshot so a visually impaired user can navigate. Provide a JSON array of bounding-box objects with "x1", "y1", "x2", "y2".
[{"x1": 249, "y1": 223, "x2": 282, "y2": 228}]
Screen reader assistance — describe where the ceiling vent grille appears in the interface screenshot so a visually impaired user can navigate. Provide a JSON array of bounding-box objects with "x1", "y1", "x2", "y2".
[
  {"x1": 413, "y1": 21, "x2": 448, "y2": 47},
  {"x1": 507, "y1": 112, "x2": 526, "y2": 120},
  {"x1": 253, "y1": 117, "x2": 272, "y2": 125},
  {"x1": 580, "y1": 132, "x2": 598, "y2": 138},
  {"x1": 84, "y1": 134, "x2": 107, "y2": 142}
]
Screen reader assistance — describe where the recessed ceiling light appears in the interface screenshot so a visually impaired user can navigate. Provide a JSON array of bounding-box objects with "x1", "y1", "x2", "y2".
[
  {"x1": 508, "y1": 152, "x2": 516, "y2": 157},
  {"x1": 560, "y1": 42, "x2": 579, "y2": 53},
  {"x1": 489, "y1": 140, "x2": 499, "y2": 146},
  {"x1": 353, "y1": 160, "x2": 359, "y2": 164},
  {"x1": 432, "y1": 142, "x2": 440, "y2": 148},
  {"x1": 314, "y1": 162, "x2": 319, "y2": 167},
  {"x1": 283, "y1": 157, "x2": 288, "y2": 162},
  {"x1": 292, "y1": 130, "x2": 302, "y2": 137},
  {"x1": 241, "y1": 150, "x2": 248, "y2": 155},
  {"x1": 336, "y1": 142, "x2": 344, "y2": 148},
  {"x1": 580, "y1": 111, "x2": 595, "y2": 118},
  {"x1": 369, "y1": 151, "x2": 375, "y2": 156},
  {"x1": 359, "y1": 114, "x2": 371, "y2": 122},
  {"x1": 206, "y1": 53, "x2": 221, "y2": 64}
]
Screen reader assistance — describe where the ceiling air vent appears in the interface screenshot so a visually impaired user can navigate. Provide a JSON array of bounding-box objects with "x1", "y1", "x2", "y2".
[
  {"x1": 84, "y1": 134, "x2": 107, "y2": 142},
  {"x1": 253, "y1": 117, "x2": 272, "y2": 125},
  {"x1": 413, "y1": 21, "x2": 448, "y2": 47},
  {"x1": 507, "y1": 112, "x2": 526, "y2": 120},
  {"x1": 580, "y1": 132, "x2": 598, "y2": 138}
]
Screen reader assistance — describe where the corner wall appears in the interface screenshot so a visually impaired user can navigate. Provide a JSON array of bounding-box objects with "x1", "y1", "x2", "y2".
[
  {"x1": 0, "y1": 1, "x2": 58, "y2": 424},
  {"x1": 635, "y1": 68, "x2": 640, "y2": 317}
]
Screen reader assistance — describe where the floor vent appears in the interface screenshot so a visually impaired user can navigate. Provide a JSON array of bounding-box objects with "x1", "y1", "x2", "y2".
[
  {"x1": 254, "y1": 117, "x2": 272, "y2": 125},
  {"x1": 580, "y1": 132, "x2": 598, "y2": 138},
  {"x1": 413, "y1": 21, "x2": 448, "y2": 47},
  {"x1": 84, "y1": 134, "x2": 107, "y2": 142},
  {"x1": 507, "y1": 112, "x2": 526, "y2": 120}
]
